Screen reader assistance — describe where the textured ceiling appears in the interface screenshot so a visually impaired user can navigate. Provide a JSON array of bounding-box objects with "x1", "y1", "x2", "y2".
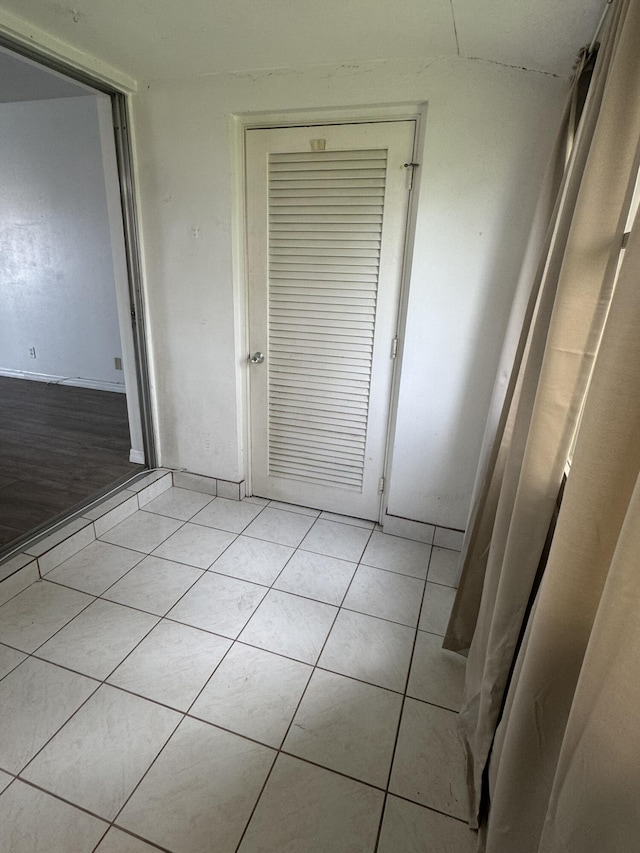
[{"x1": 0, "y1": 0, "x2": 605, "y2": 83}]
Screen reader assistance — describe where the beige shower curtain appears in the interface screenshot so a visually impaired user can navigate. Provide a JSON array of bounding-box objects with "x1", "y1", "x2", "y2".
[{"x1": 444, "y1": 0, "x2": 640, "y2": 843}]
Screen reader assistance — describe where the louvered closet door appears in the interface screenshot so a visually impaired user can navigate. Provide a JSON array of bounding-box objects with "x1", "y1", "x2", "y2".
[{"x1": 246, "y1": 121, "x2": 415, "y2": 519}]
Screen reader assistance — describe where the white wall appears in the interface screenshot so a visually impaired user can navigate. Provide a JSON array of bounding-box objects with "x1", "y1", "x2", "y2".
[
  {"x1": 0, "y1": 95, "x2": 125, "y2": 390},
  {"x1": 132, "y1": 57, "x2": 566, "y2": 528}
]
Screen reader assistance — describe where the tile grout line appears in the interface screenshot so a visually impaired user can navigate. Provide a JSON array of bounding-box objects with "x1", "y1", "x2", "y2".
[
  {"x1": 231, "y1": 517, "x2": 377, "y2": 853},
  {"x1": 373, "y1": 540, "x2": 435, "y2": 853},
  {"x1": 103, "y1": 505, "x2": 325, "y2": 853},
  {"x1": 1, "y1": 493, "x2": 466, "y2": 850}
]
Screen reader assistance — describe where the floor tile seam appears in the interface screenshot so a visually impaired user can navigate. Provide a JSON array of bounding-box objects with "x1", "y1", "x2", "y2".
[
  {"x1": 202, "y1": 566, "x2": 275, "y2": 592},
  {"x1": 40, "y1": 540, "x2": 147, "y2": 580},
  {"x1": 431, "y1": 542, "x2": 463, "y2": 554},
  {"x1": 0, "y1": 768, "x2": 17, "y2": 785},
  {"x1": 15, "y1": 647, "x2": 266, "y2": 731},
  {"x1": 231, "y1": 746, "x2": 280, "y2": 853},
  {"x1": 4, "y1": 518, "x2": 459, "y2": 842},
  {"x1": 23, "y1": 584, "x2": 101, "y2": 658},
  {"x1": 8, "y1": 612, "x2": 401, "y2": 694},
  {"x1": 45, "y1": 550, "x2": 204, "y2": 603},
  {"x1": 312, "y1": 663, "x2": 405, "y2": 696},
  {"x1": 0, "y1": 645, "x2": 31, "y2": 681},
  {"x1": 404, "y1": 692, "x2": 461, "y2": 715},
  {"x1": 95, "y1": 609, "x2": 170, "y2": 685},
  {"x1": 152, "y1": 543, "x2": 239, "y2": 572},
  {"x1": 406, "y1": 693, "x2": 460, "y2": 717},
  {"x1": 105, "y1": 511, "x2": 192, "y2": 548},
  {"x1": 23, "y1": 656, "x2": 187, "y2": 719},
  {"x1": 36, "y1": 576, "x2": 166, "y2": 627},
  {"x1": 159, "y1": 612, "x2": 240, "y2": 643},
  {"x1": 9, "y1": 695, "x2": 471, "y2": 852},
  {"x1": 278, "y1": 749, "x2": 389, "y2": 795},
  {"x1": 279, "y1": 680, "x2": 404, "y2": 785},
  {"x1": 333, "y1": 523, "x2": 375, "y2": 609},
  {"x1": 24, "y1": 652, "x2": 106, "y2": 688},
  {"x1": 13, "y1": 674, "x2": 103, "y2": 781},
  {"x1": 377, "y1": 525, "x2": 435, "y2": 544},
  {"x1": 9, "y1": 775, "x2": 114, "y2": 828},
  {"x1": 261, "y1": 532, "x2": 326, "y2": 594},
  {"x1": 0, "y1": 567, "x2": 42, "y2": 606},
  {"x1": 265, "y1": 503, "x2": 321, "y2": 519},
  {"x1": 23, "y1": 518, "x2": 96, "y2": 561},
  {"x1": 173, "y1": 536, "x2": 309, "y2": 720},
  {"x1": 296, "y1": 542, "x2": 370, "y2": 564},
  {"x1": 155, "y1": 523, "x2": 247, "y2": 569},
  {"x1": 318, "y1": 516, "x2": 376, "y2": 531},
  {"x1": 230, "y1": 553, "x2": 373, "y2": 853},
  {"x1": 182, "y1": 708, "x2": 289, "y2": 750},
  {"x1": 1, "y1": 549, "x2": 414, "y2": 655},
  {"x1": 384, "y1": 789, "x2": 472, "y2": 825},
  {"x1": 139, "y1": 489, "x2": 217, "y2": 520},
  {"x1": 241, "y1": 528, "x2": 312, "y2": 549},
  {"x1": 231, "y1": 516, "x2": 380, "y2": 849},
  {"x1": 339, "y1": 602, "x2": 422, "y2": 631},
  {"x1": 420, "y1": 627, "x2": 447, "y2": 640},
  {"x1": 358, "y1": 558, "x2": 429, "y2": 581},
  {"x1": 373, "y1": 793, "x2": 390, "y2": 852},
  {"x1": 179, "y1": 628, "x2": 246, "y2": 720},
  {"x1": 203, "y1": 567, "x2": 356, "y2": 611},
  {"x1": 171, "y1": 516, "x2": 260, "y2": 537},
  {"x1": 109, "y1": 711, "x2": 187, "y2": 830},
  {"x1": 425, "y1": 577, "x2": 461, "y2": 591},
  {"x1": 100, "y1": 560, "x2": 208, "y2": 618},
  {"x1": 91, "y1": 825, "x2": 171, "y2": 853},
  {"x1": 227, "y1": 524, "x2": 345, "y2": 649},
  {"x1": 376, "y1": 542, "x2": 433, "y2": 848},
  {"x1": 27, "y1": 600, "x2": 174, "y2": 696},
  {"x1": 260, "y1": 548, "x2": 355, "y2": 764},
  {"x1": 139, "y1": 505, "x2": 212, "y2": 524},
  {"x1": 114, "y1": 701, "x2": 278, "y2": 853},
  {"x1": 220, "y1": 636, "x2": 322, "y2": 671}
]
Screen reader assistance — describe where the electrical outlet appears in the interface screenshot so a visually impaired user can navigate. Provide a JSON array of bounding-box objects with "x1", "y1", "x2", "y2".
[
  {"x1": 114, "y1": 357, "x2": 123, "y2": 370},
  {"x1": 29, "y1": 346, "x2": 36, "y2": 359}
]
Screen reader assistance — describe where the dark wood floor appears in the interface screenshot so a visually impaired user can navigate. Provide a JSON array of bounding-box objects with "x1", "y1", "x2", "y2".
[{"x1": 0, "y1": 377, "x2": 143, "y2": 548}]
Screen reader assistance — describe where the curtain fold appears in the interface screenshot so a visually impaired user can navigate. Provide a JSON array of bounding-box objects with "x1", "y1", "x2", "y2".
[
  {"x1": 485, "y1": 201, "x2": 640, "y2": 853},
  {"x1": 444, "y1": 0, "x2": 640, "y2": 831}
]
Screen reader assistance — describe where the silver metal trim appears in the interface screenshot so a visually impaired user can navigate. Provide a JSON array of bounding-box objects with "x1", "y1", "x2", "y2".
[{"x1": 111, "y1": 94, "x2": 158, "y2": 467}]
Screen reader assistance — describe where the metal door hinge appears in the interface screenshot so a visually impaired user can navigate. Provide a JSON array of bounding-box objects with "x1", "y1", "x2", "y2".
[
  {"x1": 391, "y1": 337, "x2": 398, "y2": 359},
  {"x1": 404, "y1": 162, "x2": 420, "y2": 189},
  {"x1": 378, "y1": 477, "x2": 385, "y2": 494}
]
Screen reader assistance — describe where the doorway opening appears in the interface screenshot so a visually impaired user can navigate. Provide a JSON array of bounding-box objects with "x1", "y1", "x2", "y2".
[{"x1": 0, "y1": 42, "x2": 155, "y2": 557}]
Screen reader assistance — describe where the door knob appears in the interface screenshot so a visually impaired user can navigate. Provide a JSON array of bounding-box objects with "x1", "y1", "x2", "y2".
[{"x1": 249, "y1": 352, "x2": 265, "y2": 364}]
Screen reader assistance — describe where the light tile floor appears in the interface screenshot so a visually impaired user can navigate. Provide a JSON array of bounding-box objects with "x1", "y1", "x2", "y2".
[{"x1": 0, "y1": 487, "x2": 475, "y2": 853}]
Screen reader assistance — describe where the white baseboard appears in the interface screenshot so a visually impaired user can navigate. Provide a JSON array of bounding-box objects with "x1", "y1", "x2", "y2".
[
  {"x1": 0, "y1": 368, "x2": 126, "y2": 394},
  {"x1": 129, "y1": 449, "x2": 145, "y2": 464}
]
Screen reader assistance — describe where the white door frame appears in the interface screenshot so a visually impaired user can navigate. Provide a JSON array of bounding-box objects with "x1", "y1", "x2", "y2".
[{"x1": 232, "y1": 102, "x2": 427, "y2": 522}]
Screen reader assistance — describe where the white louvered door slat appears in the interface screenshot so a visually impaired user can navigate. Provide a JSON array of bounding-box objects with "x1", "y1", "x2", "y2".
[{"x1": 247, "y1": 121, "x2": 415, "y2": 519}]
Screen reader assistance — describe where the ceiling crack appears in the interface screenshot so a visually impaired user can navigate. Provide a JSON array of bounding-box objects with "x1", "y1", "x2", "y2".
[
  {"x1": 467, "y1": 56, "x2": 565, "y2": 79},
  {"x1": 449, "y1": 0, "x2": 460, "y2": 55}
]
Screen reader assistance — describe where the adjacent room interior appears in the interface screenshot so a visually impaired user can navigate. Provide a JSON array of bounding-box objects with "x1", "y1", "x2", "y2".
[{"x1": 0, "y1": 48, "x2": 147, "y2": 551}]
